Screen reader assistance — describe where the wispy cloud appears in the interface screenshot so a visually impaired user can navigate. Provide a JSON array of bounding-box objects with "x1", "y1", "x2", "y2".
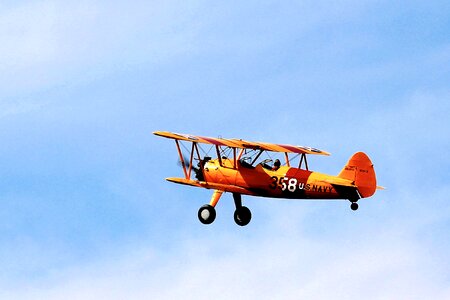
[
  {"x1": 1, "y1": 208, "x2": 449, "y2": 300},
  {"x1": 0, "y1": 0, "x2": 201, "y2": 95},
  {"x1": 1, "y1": 1, "x2": 450, "y2": 299}
]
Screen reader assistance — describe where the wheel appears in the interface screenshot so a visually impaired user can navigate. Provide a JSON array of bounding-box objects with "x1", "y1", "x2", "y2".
[
  {"x1": 198, "y1": 205, "x2": 216, "y2": 224},
  {"x1": 350, "y1": 202, "x2": 359, "y2": 211},
  {"x1": 234, "y1": 206, "x2": 252, "y2": 226}
]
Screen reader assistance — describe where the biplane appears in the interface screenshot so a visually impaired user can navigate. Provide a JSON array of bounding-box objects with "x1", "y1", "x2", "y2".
[{"x1": 154, "y1": 131, "x2": 382, "y2": 226}]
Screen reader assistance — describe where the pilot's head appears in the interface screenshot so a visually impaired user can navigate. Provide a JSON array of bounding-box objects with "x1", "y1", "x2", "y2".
[{"x1": 274, "y1": 159, "x2": 281, "y2": 167}]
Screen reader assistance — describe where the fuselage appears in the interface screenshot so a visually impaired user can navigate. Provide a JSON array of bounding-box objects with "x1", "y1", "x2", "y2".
[{"x1": 203, "y1": 158, "x2": 347, "y2": 199}]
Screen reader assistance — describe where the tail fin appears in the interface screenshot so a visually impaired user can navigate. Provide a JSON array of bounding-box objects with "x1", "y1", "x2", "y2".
[{"x1": 338, "y1": 152, "x2": 377, "y2": 198}]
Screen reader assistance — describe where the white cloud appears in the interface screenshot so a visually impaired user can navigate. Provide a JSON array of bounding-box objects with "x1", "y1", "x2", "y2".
[
  {"x1": 1, "y1": 2, "x2": 449, "y2": 300},
  {"x1": 0, "y1": 0, "x2": 379, "y2": 97},
  {"x1": 0, "y1": 0, "x2": 201, "y2": 95},
  {"x1": 1, "y1": 201, "x2": 449, "y2": 300}
]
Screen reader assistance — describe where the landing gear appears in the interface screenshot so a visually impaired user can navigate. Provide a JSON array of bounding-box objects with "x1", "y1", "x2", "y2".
[
  {"x1": 197, "y1": 192, "x2": 252, "y2": 226},
  {"x1": 198, "y1": 190, "x2": 222, "y2": 225},
  {"x1": 233, "y1": 193, "x2": 252, "y2": 226},
  {"x1": 198, "y1": 205, "x2": 216, "y2": 224},
  {"x1": 350, "y1": 202, "x2": 359, "y2": 211},
  {"x1": 234, "y1": 206, "x2": 252, "y2": 226}
]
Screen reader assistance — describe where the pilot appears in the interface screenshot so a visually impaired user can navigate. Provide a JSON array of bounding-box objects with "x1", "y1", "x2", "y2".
[{"x1": 272, "y1": 159, "x2": 281, "y2": 171}]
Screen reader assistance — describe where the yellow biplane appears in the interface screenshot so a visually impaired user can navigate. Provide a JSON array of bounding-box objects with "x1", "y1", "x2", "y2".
[{"x1": 154, "y1": 131, "x2": 382, "y2": 226}]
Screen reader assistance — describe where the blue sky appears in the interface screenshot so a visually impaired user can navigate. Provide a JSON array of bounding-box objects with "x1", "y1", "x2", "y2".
[{"x1": 1, "y1": 0, "x2": 450, "y2": 299}]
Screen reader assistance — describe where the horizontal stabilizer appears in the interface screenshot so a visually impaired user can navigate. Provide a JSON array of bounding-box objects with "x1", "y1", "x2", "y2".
[{"x1": 319, "y1": 177, "x2": 356, "y2": 188}]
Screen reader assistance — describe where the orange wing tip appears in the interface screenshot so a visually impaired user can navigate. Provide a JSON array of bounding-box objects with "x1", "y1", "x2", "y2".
[
  {"x1": 153, "y1": 131, "x2": 172, "y2": 137},
  {"x1": 166, "y1": 177, "x2": 197, "y2": 184},
  {"x1": 153, "y1": 131, "x2": 167, "y2": 138},
  {"x1": 376, "y1": 186, "x2": 386, "y2": 190}
]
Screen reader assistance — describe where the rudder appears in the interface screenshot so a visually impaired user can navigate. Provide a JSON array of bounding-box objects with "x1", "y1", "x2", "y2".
[{"x1": 338, "y1": 152, "x2": 377, "y2": 198}]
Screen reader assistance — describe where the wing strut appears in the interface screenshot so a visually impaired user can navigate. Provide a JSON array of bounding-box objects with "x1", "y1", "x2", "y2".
[
  {"x1": 284, "y1": 152, "x2": 290, "y2": 167},
  {"x1": 175, "y1": 140, "x2": 188, "y2": 179},
  {"x1": 174, "y1": 140, "x2": 203, "y2": 180},
  {"x1": 299, "y1": 153, "x2": 309, "y2": 170}
]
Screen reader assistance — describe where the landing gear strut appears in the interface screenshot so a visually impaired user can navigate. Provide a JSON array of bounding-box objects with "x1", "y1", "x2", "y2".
[
  {"x1": 198, "y1": 190, "x2": 222, "y2": 225},
  {"x1": 233, "y1": 193, "x2": 252, "y2": 226}
]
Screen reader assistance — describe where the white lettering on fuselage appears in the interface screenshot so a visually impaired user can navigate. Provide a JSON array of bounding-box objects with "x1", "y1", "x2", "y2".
[{"x1": 270, "y1": 176, "x2": 333, "y2": 193}]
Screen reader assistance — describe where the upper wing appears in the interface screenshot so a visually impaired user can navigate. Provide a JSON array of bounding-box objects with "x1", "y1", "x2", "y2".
[
  {"x1": 153, "y1": 131, "x2": 241, "y2": 148},
  {"x1": 229, "y1": 139, "x2": 330, "y2": 155},
  {"x1": 153, "y1": 131, "x2": 330, "y2": 155}
]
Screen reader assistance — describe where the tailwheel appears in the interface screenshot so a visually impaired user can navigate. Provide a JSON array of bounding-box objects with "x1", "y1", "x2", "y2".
[
  {"x1": 234, "y1": 206, "x2": 252, "y2": 226},
  {"x1": 350, "y1": 202, "x2": 359, "y2": 211},
  {"x1": 198, "y1": 204, "x2": 216, "y2": 224}
]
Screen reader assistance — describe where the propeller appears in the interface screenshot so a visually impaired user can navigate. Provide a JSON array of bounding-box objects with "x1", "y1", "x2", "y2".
[{"x1": 177, "y1": 155, "x2": 202, "y2": 180}]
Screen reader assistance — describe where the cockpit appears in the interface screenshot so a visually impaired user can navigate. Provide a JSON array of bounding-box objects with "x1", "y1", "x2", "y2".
[{"x1": 238, "y1": 150, "x2": 282, "y2": 171}]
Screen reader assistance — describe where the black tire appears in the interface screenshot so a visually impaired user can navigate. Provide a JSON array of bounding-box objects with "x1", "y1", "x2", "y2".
[
  {"x1": 234, "y1": 206, "x2": 252, "y2": 226},
  {"x1": 198, "y1": 205, "x2": 216, "y2": 224},
  {"x1": 350, "y1": 202, "x2": 359, "y2": 211}
]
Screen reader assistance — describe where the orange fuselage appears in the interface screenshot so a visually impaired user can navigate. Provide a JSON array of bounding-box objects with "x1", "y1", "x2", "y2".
[{"x1": 203, "y1": 159, "x2": 345, "y2": 199}]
